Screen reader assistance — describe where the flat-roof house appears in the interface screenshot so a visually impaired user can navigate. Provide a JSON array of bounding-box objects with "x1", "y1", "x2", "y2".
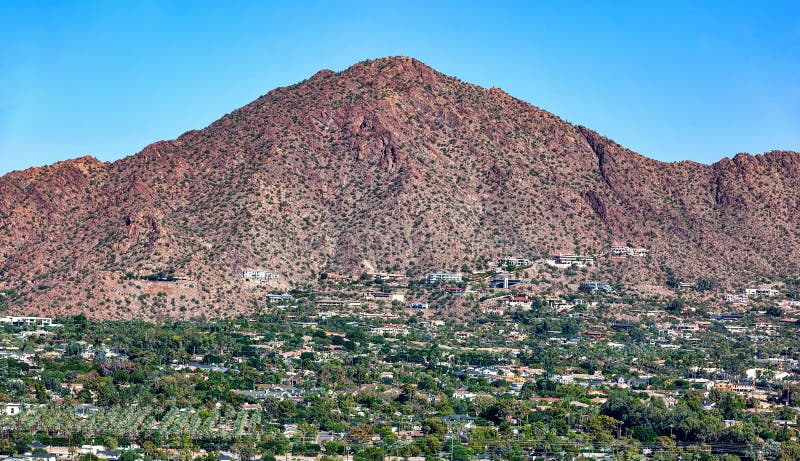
[
  {"x1": 0, "y1": 316, "x2": 53, "y2": 327},
  {"x1": 499, "y1": 296, "x2": 533, "y2": 308},
  {"x1": 426, "y1": 272, "x2": 463, "y2": 284},
  {"x1": 369, "y1": 324, "x2": 409, "y2": 336},
  {"x1": 724, "y1": 294, "x2": 749, "y2": 304},
  {"x1": 490, "y1": 277, "x2": 522, "y2": 289},
  {"x1": 609, "y1": 242, "x2": 631, "y2": 255},
  {"x1": 267, "y1": 293, "x2": 294, "y2": 303},
  {"x1": 1, "y1": 402, "x2": 23, "y2": 415},
  {"x1": 552, "y1": 254, "x2": 595, "y2": 266},
  {"x1": 580, "y1": 281, "x2": 614, "y2": 293},
  {"x1": 242, "y1": 270, "x2": 278, "y2": 280},
  {"x1": 502, "y1": 257, "x2": 531, "y2": 266},
  {"x1": 316, "y1": 299, "x2": 361, "y2": 309}
]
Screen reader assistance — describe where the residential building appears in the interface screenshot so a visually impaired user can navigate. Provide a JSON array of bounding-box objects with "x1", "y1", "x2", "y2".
[
  {"x1": 608, "y1": 243, "x2": 648, "y2": 257},
  {"x1": 724, "y1": 294, "x2": 749, "y2": 304},
  {"x1": 490, "y1": 277, "x2": 521, "y2": 289},
  {"x1": 609, "y1": 242, "x2": 630, "y2": 255},
  {"x1": 267, "y1": 293, "x2": 294, "y2": 303},
  {"x1": 426, "y1": 272, "x2": 463, "y2": 284},
  {"x1": 0, "y1": 316, "x2": 53, "y2": 327},
  {"x1": 316, "y1": 299, "x2": 362, "y2": 309},
  {"x1": 242, "y1": 270, "x2": 278, "y2": 280},
  {"x1": 580, "y1": 281, "x2": 614, "y2": 293},
  {"x1": 1, "y1": 402, "x2": 23, "y2": 415},
  {"x1": 369, "y1": 272, "x2": 407, "y2": 282},
  {"x1": 502, "y1": 257, "x2": 531, "y2": 266},
  {"x1": 552, "y1": 254, "x2": 595, "y2": 266},
  {"x1": 499, "y1": 296, "x2": 533, "y2": 308},
  {"x1": 369, "y1": 324, "x2": 409, "y2": 336}
]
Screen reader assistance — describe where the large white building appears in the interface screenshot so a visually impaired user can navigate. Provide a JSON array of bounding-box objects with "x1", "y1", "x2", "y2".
[
  {"x1": 0, "y1": 316, "x2": 53, "y2": 327},
  {"x1": 551, "y1": 253, "x2": 595, "y2": 266},
  {"x1": 426, "y1": 272, "x2": 463, "y2": 284},
  {"x1": 502, "y1": 257, "x2": 531, "y2": 266},
  {"x1": 242, "y1": 270, "x2": 278, "y2": 280}
]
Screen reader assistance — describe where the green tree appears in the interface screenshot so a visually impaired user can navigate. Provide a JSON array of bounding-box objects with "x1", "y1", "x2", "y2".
[
  {"x1": 354, "y1": 447, "x2": 384, "y2": 461},
  {"x1": 422, "y1": 417, "x2": 447, "y2": 439},
  {"x1": 0, "y1": 439, "x2": 14, "y2": 455}
]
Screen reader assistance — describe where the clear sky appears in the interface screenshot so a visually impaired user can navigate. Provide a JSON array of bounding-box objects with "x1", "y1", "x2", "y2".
[{"x1": 0, "y1": 1, "x2": 798, "y2": 175}]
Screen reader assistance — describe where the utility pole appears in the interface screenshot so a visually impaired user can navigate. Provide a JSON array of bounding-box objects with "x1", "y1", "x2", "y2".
[{"x1": 447, "y1": 418, "x2": 454, "y2": 461}]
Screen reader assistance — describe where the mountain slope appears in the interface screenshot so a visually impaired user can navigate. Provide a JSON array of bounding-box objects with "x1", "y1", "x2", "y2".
[{"x1": 1, "y1": 57, "x2": 798, "y2": 318}]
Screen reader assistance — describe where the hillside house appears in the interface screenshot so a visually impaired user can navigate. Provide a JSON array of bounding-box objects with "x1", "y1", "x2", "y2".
[
  {"x1": 267, "y1": 293, "x2": 294, "y2": 303},
  {"x1": 608, "y1": 243, "x2": 648, "y2": 257},
  {"x1": 547, "y1": 297, "x2": 569, "y2": 310},
  {"x1": 445, "y1": 286, "x2": 467, "y2": 295},
  {"x1": 451, "y1": 390, "x2": 477, "y2": 400},
  {"x1": 242, "y1": 270, "x2": 278, "y2": 280},
  {"x1": 1, "y1": 402, "x2": 23, "y2": 415},
  {"x1": 502, "y1": 257, "x2": 531, "y2": 266},
  {"x1": 499, "y1": 296, "x2": 534, "y2": 308},
  {"x1": 482, "y1": 306, "x2": 505, "y2": 316},
  {"x1": 551, "y1": 253, "x2": 595, "y2": 266},
  {"x1": 583, "y1": 330, "x2": 605, "y2": 340},
  {"x1": 369, "y1": 324, "x2": 409, "y2": 336},
  {"x1": 715, "y1": 312, "x2": 744, "y2": 321},
  {"x1": 365, "y1": 291, "x2": 406, "y2": 303},
  {"x1": 490, "y1": 276, "x2": 522, "y2": 289},
  {"x1": 714, "y1": 381, "x2": 756, "y2": 394},
  {"x1": 741, "y1": 288, "x2": 780, "y2": 297},
  {"x1": 0, "y1": 316, "x2": 53, "y2": 327},
  {"x1": 609, "y1": 242, "x2": 630, "y2": 255},
  {"x1": 426, "y1": 272, "x2": 463, "y2": 284},
  {"x1": 725, "y1": 325, "x2": 748, "y2": 334},
  {"x1": 724, "y1": 294, "x2": 749, "y2": 304},
  {"x1": 316, "y1": 299, "x2": 362, "y2": 309},
  {"x1": 580, "y1": 281, "x2": 614, "y2": 293},
  {"x1": 369, "y1": 272, "x2": 406, "y2": 282},
  {"x1": 419, "y1": 320, "x2": 444, "y2": 330}
]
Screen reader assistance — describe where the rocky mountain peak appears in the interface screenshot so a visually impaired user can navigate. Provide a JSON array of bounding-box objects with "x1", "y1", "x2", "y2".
[{"x1": 1, "y1": 57, "x2": 798, "y2": 319}]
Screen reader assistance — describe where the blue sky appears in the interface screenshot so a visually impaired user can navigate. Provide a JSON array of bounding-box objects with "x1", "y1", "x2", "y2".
[{"x1": 0, "y1": 1, "x2": 798, "y2": 175}]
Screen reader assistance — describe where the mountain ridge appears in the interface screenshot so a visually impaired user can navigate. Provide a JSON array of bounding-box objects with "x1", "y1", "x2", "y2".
[{"x1": 1, "y1": 56, "x2": 798, "y2": 319}]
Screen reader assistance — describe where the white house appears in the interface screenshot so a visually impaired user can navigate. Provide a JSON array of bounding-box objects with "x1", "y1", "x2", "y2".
[
  {"x1": 426, "y1": 272, "x2": 462, "y2": 284},
  {"x1": 0, "y1": 316, "x2": 53, "y2": 327},
  {"x1": 242, "y1": 270, "x2": 278, "y2": 280},
  {"x1": 2, "y1": 402, "x2": 23, "y2": 415}
]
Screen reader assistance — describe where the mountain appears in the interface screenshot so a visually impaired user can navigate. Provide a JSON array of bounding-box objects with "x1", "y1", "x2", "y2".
[{"x1": 1, "y1": 56, "x2": 798, "y2": 319}]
